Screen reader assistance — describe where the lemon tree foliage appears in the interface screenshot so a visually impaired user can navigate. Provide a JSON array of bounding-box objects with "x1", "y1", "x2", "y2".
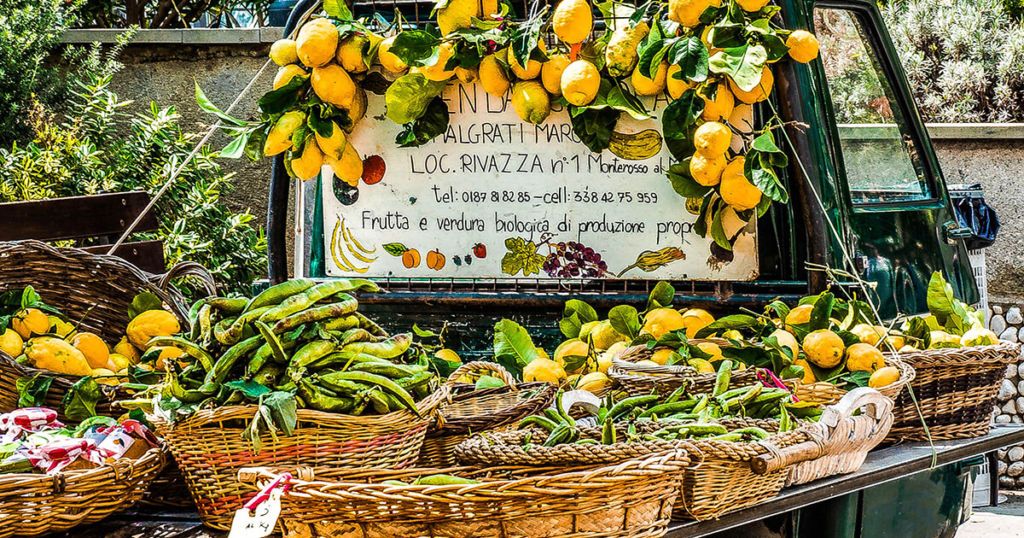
[{"x1": 206, "y1": 0, "x2": 819, "y2": 253}]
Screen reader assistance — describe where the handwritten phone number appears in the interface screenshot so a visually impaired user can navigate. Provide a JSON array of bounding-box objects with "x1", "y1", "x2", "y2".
[{"x1": 569, "y1": 189, "x2": 659, "y2": 204}]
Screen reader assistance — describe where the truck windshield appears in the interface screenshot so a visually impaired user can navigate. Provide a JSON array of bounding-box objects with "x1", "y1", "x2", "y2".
[{"x1": 814, "y1": 8, "x2": 931, "y2": 205}]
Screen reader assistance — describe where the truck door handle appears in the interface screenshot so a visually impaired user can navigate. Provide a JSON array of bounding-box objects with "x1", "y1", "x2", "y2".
[{"x1": 943, "y1": 221, "x2": 973, "y2": 241}]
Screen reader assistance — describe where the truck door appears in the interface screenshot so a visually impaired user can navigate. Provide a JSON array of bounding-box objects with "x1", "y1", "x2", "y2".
[{"x1": 811, "y1": 1, "x2": 978, "y2": 318}]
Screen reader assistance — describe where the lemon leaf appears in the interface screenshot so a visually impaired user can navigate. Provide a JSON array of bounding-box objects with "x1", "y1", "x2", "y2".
[
  {"x1": 323, "y1": 0, "x2": 354, "y2": 20},
  {"x1": 385, "y1": 73, "x2": 447, "y2": 124},
  {"x1": 493, "y1": 319, "x2": 539, "y2": 372},
  {"x1": 708, "y1": 44, "x2": 767, "y2": 92},
  {"x1": 667, "y1": 36, "x2": 709, "y2": 83}
]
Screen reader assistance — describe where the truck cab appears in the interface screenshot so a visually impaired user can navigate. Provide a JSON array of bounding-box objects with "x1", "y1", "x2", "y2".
[{"x1": 272, "y1": 0, "x2": 978, "y2": 344}]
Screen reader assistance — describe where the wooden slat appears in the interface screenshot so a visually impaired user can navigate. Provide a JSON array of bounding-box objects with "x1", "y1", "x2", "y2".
[
  {"x1": 81, "y1": 240, "x2": 165, "y2": 274},
  {"x1": 0, "y1": 192, "x2": 159, "y2": 242}
]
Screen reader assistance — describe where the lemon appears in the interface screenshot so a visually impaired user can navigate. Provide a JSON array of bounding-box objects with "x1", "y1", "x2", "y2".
[
  {"x1": 651, "y1": 348, "x2": 676, "y2": 365},
  {"x1": 719, "y1": 156, "x2": 762, "y2": 211},
  {"x1": 48, "y1": 316, "x2": 75, "y2": 338},
  {"x1": 690, "y1": 152, "x2": 727, "y2": 186},
  {"x1": 511, "y1": 81, "x2": 551, "y2": 124},
  {"x1": 597, "y1": 341, "x2": 627, "y2": 373},
  {"x1": 273, "y1": 64, "x2": 308, "y2": 90},
  {"x1": 769, "y1": 328, "x2": 799, "y2": 359},
  {"x1": 668, "y1": 0, "x2": 711, "y2": 28},
  {"x1": 92, "y1": 368, "x2": 119, "y2": 386},
  {"x1": 290, "y1": 139, "x2": 325, "y2": 181},
  {"x1": 541, "y1": 54, "x2": 570, "y2": 95},
  {"x1": 605, "y1": 21, "x2": 650, "y2": 77},
  {"x1": 524, "y1": 357, "x2": 567, "y2": 383},
  {"x1": 263, "y1": 110, "x2": 305, "y2": 156},
  {"x1": 12, "y1": 308, "x2": 48, "y2": 340},
  {"x1": 589, "y1": 320, "x2": 626, "y2": 350},
  {"x1": 688, "y1": 358, "x2": 716, "y2": 374},
  {"x1": 666, "y1": 64, "x2": 693, "y2": 99},
  {"x1": 377, "y1": 36, "x2": 408, "y2": 74},
  {"x1": 106, "y1": 353, "x2": 131, "y2": 373},
  {"x1": 803, "y1": 329, "x2": 845, "y2": 368},
  {"x1": 729, "y1": 66, "x2": 773, "y2": 104},
  {"x1": 696, "y1": 341, "x2": 724, "y2": 362},
  {"x1": 0, "y1": 329, "x2": 23, "y2": 358},
  {"x1": 324, "y1": 140, "x2": 362, "y2": 186},
  {"x1": 929, "y1": 330, "x2": 961, "y2": 349},
  {"x1": 560, "y1": 59, "x2": 601, "y2": 106},
  {"x1": 455, "y1": 66, "x2": 478, "y2": 84},
  {"x1": 579, "y1": 320, "x2": 600, "y2": 340},
  {"x1": 794, "y1": 358, "x2": 816, "y2": 384},
  {"x1": 681, "y1": 309, "x2": 715, "y2": 338},
  {"x1": 868, "y1": 366, "x2": 900, "y2": 388},
  {"x1": 577, "y1": 371, "x2": 611, "y2": 393},
  {"x1": 700, "y1": 83, "x2": 735, "y2": 121},
  {"x1": 269, "y1": 39, "x2": 299, "y2": 66},
  {"x1": 846, "y1": 343, "x2": 885, "y2": 372},
  {"x1": 554, "y1": 338, "x2": 590, "y2": 373},
  {"x1": 296, "y1": 18, "x2": 339, "y2": 68},
  {"x1": 785, "y1": 304, "x2": 813, "y2": 330},
  {"x1": 693, "y1": 121, "x2": 732, "y2": 155},
  {"x1": 850, "y1": 324, "x2": 885, "y2": 346},
  {"x1": 72, "y1": 332, "x2": 110, "y2": 369},
  {"x1": 437, "y1": 0, "x2": 479, "y2": 35},
  {"x1": 336, "y1": 34, "x2": 369, "y2": 73},
  {"x1": 961, "y1": 327, "x2": 999, "y2": 347},
  {"x1": 311, "y1": 64, "x2": 356, "y2": 108},
  {"x1": 552, "y1": 0, "x2": 593, "y2": 44},
  {"x1": 631, "y1": 61, "x2": 667, "y2": 96},
  {"x1": 346, "y1": 88, "x2": 368, "y2": 127},
  {"x1": 642, "y1": 307, "x2": 687, "y2": 339},
  {"x1": 729, "y1": 103, "x2": 755, "y2": 135},
  {"x1": 786, "y1": 30, "x2": 820, "y2": 63},
  {"x1": 113, "y1": 337, "x2": 139, "y2": 364},
  {"x1": 736, "y1": 0, "x2": 769, "y2": 11},
  {"x1": 415, "y1": 42, "x2": 456, "y2": 81},
  {"x1": 508, "y1": 46, "x2": 543, "y2": 80},
  {"x1": 479, "y1": 54, "x2": 511, "y2": 97}
]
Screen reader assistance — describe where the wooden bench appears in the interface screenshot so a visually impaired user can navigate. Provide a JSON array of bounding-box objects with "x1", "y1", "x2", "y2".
[{"x1": 0, "y1": 191, "x2": 165, "y2": 274}]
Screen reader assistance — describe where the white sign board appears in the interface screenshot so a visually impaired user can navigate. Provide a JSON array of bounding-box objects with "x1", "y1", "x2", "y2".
[{"x1": 322, "y1": 81, "x2": 758, "y2": 281}]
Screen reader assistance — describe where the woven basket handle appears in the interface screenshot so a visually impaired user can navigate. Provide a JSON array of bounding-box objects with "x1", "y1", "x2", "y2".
[
  {"x1": 819, "y1": 387, "x2": 893, "y2": 428},
  {"x1": 156, "y1": 261, "x2": 217, "y2": 298},
  {"x1": 446, "y1": 361, "x2": 517, "y2": 388},
  {"x1": 749, "y1": 432, "x2": 827, "y2": 475}
]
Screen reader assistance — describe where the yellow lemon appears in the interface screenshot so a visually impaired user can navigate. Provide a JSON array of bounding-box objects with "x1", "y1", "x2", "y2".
[
  {"x1": 269, "y1": 38, "x2": 299, "y2": 66},
  {"x1": 605, "y1": 22, "x2": 650, "y2": 77},
  {"x1": 324, "y1": 140, "x2": 362, "y2": 185},
  {"x1": 929, "y1": 330, "x2": 962, "y2": 349},
  {"x1": 415, "y1": 42, "x2": 456, "y2": 81},
  {"x1": 696, "y1": 341, "x2": 724, "y2": 362},
  {"x1": 296, "y1": 18, "x2": 339, "y2": 68},
  {"x1": 273, "y1": 64, "x2": 308, "y2": 90},
  {"x1": 803, "y1": 329, "x2": 845, "y2": 368},
  {"x1": 541, "y1": 54, "x2": 571, "y2": 95},
  {"x1": 48, "y1": 316, "x2": 75, "y2": 338},
  {"x1": 347, "y1": 88, "x2": 367, "y2": 127},
  {"x1": 552, "y1": 0, "x2": 593, "y2": 44},
  {"x1": 0, "y1": 329, "x2": 23, "y2": 358},
  {"x1": 597, "y1": 341, "x2": 627, "y2": 373},
  {"x1": 589, "y1": 320, "x2": 626, "y2": 350},
  {"x1": 511, "y1": 81, "x2": 551, "y2": 124},
  {"x1": 106, "y1": 353, "x2": 130, "y2": 373},
  {"x1": 12, "y1": 308, "x2": 49, "y2": 340},
  {"x1": 554, "y1": 338, "x2": 590, "y2": 373},
  {"x1": 794, "y1": 358, "x2": 816, "y2": 384},
  {"x1": 311, "y1": 64, "x2": 356, "y2": 108},
  {"x1": 455, "y1": 66, "x2": 478, "y2": 84},
  {"x1": 508, "y1": 45, "x2": 543, "y2": 80},
  {"x1": 868, "y1": 366, "x2": 900, "y2": 388},
  {"x1": 688, "y1": 358, "x2": 716, "y2": 374},
  {"x1": 961, "y1": 327, "x2": 999, "y2": 347},
  {"x1": 729, "y1": 66, "x2": 773, "y2": 104},
  {"x1": 114, "y1": 336, "x2": 140, "y2": 364},
  {"x1": 523, "y1": 357, "x2": 567, "y2": 383},
  {"x1": 560, "y1": 59, "x2": 601, "y2": 106},
  {"x1": 681, "y1": 309, "x2": 715, "y2": 338},
  {"x1": 850, "y1": 324, "x2": 886, "y2": 346},
  {"x1": 479, "y1": 54, "x2": 511, "y2": 97},
  {"x1": 689, "y1": 151, "x2": 727, "y2": 187},
  {"x1": 290, "y1": 139, "x2": 325, "y2": 181},
  {"x1": 631, "y1": 61, "x2": 667, "y2": 96},
  {"x1": 72, "y1": 332, "x2": 110, "y2": 369},
  {"x1": 437, "y1": 0, "x2": 479, "y2": 35},
  {"x1": 701, "y1": 84, "x2": 735, "y2": 121},
  {"x1": 719, "y1": 156, "x2": 762, "y2": 211},
  {"x1": 92, "y1": 368, "x2": 119, "y2": 386},
  {"x1": 694, "y1": 121, "x2": 732, "y2": 155},
  {"x1": 769, "y1": 328, "x2": 800, "y2": 359},
  {"x1": 736, "y1": 0, "x2": 769, "y2": 11},
  {"x1": 651, "y1": 348, "x2": 676, "y2": 365},
  {"x1": 668, "y1": 0, "x2": 711, "y2": 28},
  {"x1": 786, "y1": 30, "x2": 820, "y2": 63},
  {"x1": 785, "y1": 304, "x2": 813, "y2": 331},
  {"x1": 314, "y1": 121, "x2": 348, "y2": 161},
  {"x1": 377, "y1": 36, "x2": 408, "y2": 74},
  {"x1": 642, "y1": 307, "x2": 687, "y2": 339},
  {"x1": 845, "y1": 343, "x2": 885, "y2": 373},
  {"x1": 577, "y1": 371, "x2": 611, "y2": 393},
  {"x1": 666, "y1": 64, "x2": 693, "y2": 99},
  {"x1": 336, "y1": 34, "x2": 369, "y2": 73},
  {"x1": 263, "y1": 110, "x2": 305, "y2": 156}
]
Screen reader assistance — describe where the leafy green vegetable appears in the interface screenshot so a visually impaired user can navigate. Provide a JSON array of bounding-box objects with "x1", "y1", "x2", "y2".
[
  {"x1": 385, "y1": 74, "x2": 448, "y2": 124},
  {"x1": 926, "y1": 271, "x2": 970, "y2": 334}
]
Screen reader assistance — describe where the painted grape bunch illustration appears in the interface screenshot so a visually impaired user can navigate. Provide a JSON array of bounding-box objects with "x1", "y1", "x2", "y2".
[{"x1": 543, "y1": 241, "x2": 608, "y2": 278}]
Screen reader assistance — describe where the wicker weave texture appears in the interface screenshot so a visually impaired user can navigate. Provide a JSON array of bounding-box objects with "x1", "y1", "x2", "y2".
[
  {"x1": 0, "y1": 447, "x2": 165, "y2": 537},
  {"x1": 242, "y1": 451, "x2": 689, "y2": 538},
  {"x1": 456, "y1": 424, "x2": 679, "y2": 467},
  {"x1": 157, "y1": 386, "x2": 449, "y2": 530},
  {"x1": 886, "y1": 342, "x2": 1020, "y2": 442}
]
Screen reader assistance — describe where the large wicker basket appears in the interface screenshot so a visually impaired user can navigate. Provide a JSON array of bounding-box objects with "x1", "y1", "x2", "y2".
[
  {"x1": 0, "y1": 446, "x2": 165, "y2": 537},
  {"x1": 419, "y1": 361, "x2": 555, "y2": 467},
  {"x1": 238, "y1": 450, "x2": 690, "y2": 538},
  {"x1": 751, "y1": 387, "x2": 894, "y2": 486},
  {"x1": 0, "y1": 240, "x2": 214, "y2": 418},
  {"x1": 886, "y1": 341, "x2": 1021, "y2": 442},
  {"x1": 156, "y1": 385, "x2": 450, "y2": 530}
]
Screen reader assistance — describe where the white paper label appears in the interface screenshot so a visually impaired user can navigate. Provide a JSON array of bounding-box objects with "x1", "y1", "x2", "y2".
[{"x1": 228, "y1": 490, "x2": 282, "y2": 538}]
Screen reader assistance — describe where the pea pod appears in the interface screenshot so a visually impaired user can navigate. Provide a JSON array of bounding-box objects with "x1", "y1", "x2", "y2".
[
  {"x1": 779, "y1": 407, "x2": 792, "y2": 432},
  {"x1": 260, "y1": 280, "x2": 378, "y2": 323},
  {"x1": 355, "y1": 312, "x2": 388, "y2": 337},
  {"x1": 243, "y1": 279, "x2": 315, "y2": 314},
  {"x1": 336, "y1": 328, "x2": 381, "y2": 346},
  {"x1": 412, "y1": 474, "x2": 480, "y2": 486},
  {"x1": 709, "y1": 433, "x2": 745, "y2": 442},
  {"x1": 576, "y1": 438, "x2": 599, "y2": 445},
  {"x1": 323, "y1": 315, "x2": 361, "y2": 331},
  {"x1": 543, "y1": 423, "x2": 572, "y2": 446},
  {"x1": 731, "y1": 426, "x2": 770, "y2": 440},
  {"x1": 606, "y1": 394, "x2": 660, "y2": 422},
  {"x1": 147, "y1": 336, "x2": 215, "y2": 372},
  {"x1": 339, "y1": 333, "x2": 412, "y2": 360},
  {"x1": 272, "y1": 297, "x2": 359, "y2": 334},
  {"x1": 348, "y1": 361, "x2": 426, "y2": 379},
  {"x1": 638, "y1": 399, "x2": 697, "y2": 418},
  {"x1": 713, "y1": 359, "x2": 733, "y2": 397},
  {"x1": 200, "y1": 335, "x2": 263, "y2": 392},
  {"x1": 207, "y1": 297, "x2": 249, "y2": 315},
  {"x1": 316, "y1": 371, "x2": 419, "y2": 415},
  {"x1": 396, "y1": 371, "x2": 433, "y2": 391},
  {"x1": 254, "y1": 320, "x2": 288, "y2": 364},
  {"x1": 289, "y1": 340, "x2": 337, "y2": 371},
  {"x1": 314, "y1": 375, "x2": 369, "y2": 396},
  {"x1": 308, "y1": 351, "x2": 390, "y2": 371},
  {"x1": 518, "y1": 415, "x2": 559, "y2": 432},
  {"x1": 664, "y1": 385, "x2": 688, "y2": 404},
  {"x1": 691, "y1": 394, "x2": 709, "y2": 414},
  {"x1": 298, "y1": 379, "x2": 355, "y2": 412},
  {"x1": 213, "y1": 316, "x2": 238, "y2": 345}
]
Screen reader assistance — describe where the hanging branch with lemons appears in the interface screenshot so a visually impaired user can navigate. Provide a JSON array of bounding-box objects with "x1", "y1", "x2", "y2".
[{"x1": 200, "y1": 0, "x2": 819, "y2": 256}]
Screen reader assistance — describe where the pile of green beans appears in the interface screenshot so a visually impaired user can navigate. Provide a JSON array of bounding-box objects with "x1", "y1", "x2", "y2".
[{"x1": 146, "y1": 278, "x2": 438, "y2": 415}]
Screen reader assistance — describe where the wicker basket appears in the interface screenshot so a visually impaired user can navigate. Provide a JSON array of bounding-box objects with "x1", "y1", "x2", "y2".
[
  {"x1": 156, "y1": 385, "x2": 450, "y2": 530},
  {"x1": 419, "y1": 361, "x2": 555, "y2": 467},
  {"x1": 0, "y1": 240, "x2": 214, "y2": 418},
  {"x1": 885, "y1": 341, "x2": 1020, "y2": 442},
  {"x1": 0, "y1": 446, "x2": 165, "y2": 537},
  {"x1": 750, "y1": 387, "x2": 894, "y2": 486},
  {"x1": 674, "y1": 417, "x2": 817, "y2": 520},
  {"x1": 238, "y1": 450, "x2": 690, "y2": 538},
  {"x1": 791, "y1": 356, "x2": 915, "y2": 405}
]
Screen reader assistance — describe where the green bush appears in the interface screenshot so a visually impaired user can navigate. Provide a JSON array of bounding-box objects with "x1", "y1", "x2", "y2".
[{"x1": 78, "y1": 0, "x2": 274, "y2": 28}]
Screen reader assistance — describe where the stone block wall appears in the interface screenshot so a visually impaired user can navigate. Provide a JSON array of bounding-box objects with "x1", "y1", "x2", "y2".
[{"x1": 988, "y1": 304, "x2": 1024, "y2": 489}]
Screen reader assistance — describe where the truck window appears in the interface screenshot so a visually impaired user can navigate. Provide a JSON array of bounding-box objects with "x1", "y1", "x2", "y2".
[{"x1": 814, "y1": 8, "x2": 931, "y2": 205}]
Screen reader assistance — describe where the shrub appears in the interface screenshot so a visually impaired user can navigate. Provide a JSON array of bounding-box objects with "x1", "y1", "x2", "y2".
[{"x1": 78, "y1": 0, "x2": 274, "y2": 28}]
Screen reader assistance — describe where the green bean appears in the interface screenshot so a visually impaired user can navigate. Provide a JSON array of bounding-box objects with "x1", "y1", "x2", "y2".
[
  {"x1": 665, "y1": 385, "x2": 688, "y2": 404},
  {"x1": 323, "y1": 315, "x2": 361, "y2": 331},
  {"x1": 316, "y1": 371, "x2": 418, "y2": 414},
  {"x1": 713, "y1": 359, "x2": 733, "y2": 397},
  {"x1": 271, "y1": 297, "x2": 359, "y2": 334},
  {"x1": 289, "y1": 340, "x2": 337, "y2": 370},
  {"x1": 163, "y1": 372, "x2": 213, "y2": 402},
  {"x1": 298, "y1": 379, "x2": 355, "y2": 412},
  {"x1": 200, "y1": 335, "x2": 263, "y2": 392},
  {"x1": 709, "y1": 433, "x2": 744, "y2": 442},
  {"x1": 197, "y1": 304, "x2": 213, "y2": 344},
  {"x1": 254, "y1": 320, "x2": 288, "y2": 364},
  {"x1": 779, "y1": 407, "x2": 792, "y2": 432},
  {"x1": 207, "y1": 297, "x2": 249, "y2": 315},
  {"x1": 606, "y1": 394, "x2": 660, "y2": 422},
  {"x1": 349, "y1": 361, "x2": 426, "y2": 379},
  {"x1": 725, "y1": 383, "x2": 763, "y2": 408},
  {"x1": 307, "y1": 351, "x2": 390, "y2": 371},
  {"x1": 639, "y1": 400, "x2": 697, "y2": 418},
  {"x1": 260, "y1": 280, "x2": 378, "y2": 323},
  {"x1": 412, "y1": 474, "x2": 480, "y2": 486},
  {"x1": 518, "y1": 415, "x2": 559, "y2": 432},
  {"x1": 691, "y1": 394, "x2": 709, "y2": 414},
  {"x1": 220, "y1": 306, "x2": 273, "y2": 345},
  {"x1": 147, "y1": 336, "x2": 215, "y2": 372},
  {"x1": 543, "y1": 423, "x2": 571, "y2": 446},
  {"x1": 340, "y1": 333, "x2": 411, "y2": 359},
  {"x1": 543, "y1": 408, "x2": 563, "y2": 425},
  {"x1": 732, "y1": 427, "x2": 770, "y2": 440},
  {"x1": 314, "y1": 375, "x2": 369, "y2": 396},
  {"x1": 576, "y1": 438, "x2": 599, "y2": 445},
  {"x1": 354, "y1": 312, "x2": 388, "y2": 337},
  {"x1": 187, "y1": 298, "x2": 210, "y2": 340},
  {"x1": 243, "y1": 279, "x2": 315, "y2": 314},
  {"x1": 213, "y1": 316, "x2": 237, "y2": 345}
]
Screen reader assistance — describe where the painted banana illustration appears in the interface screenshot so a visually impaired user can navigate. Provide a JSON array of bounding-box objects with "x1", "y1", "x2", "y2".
[
  {"x1": 607, "y1": 129, "x2": 663, "y2": 161},
  {"x1": 331, "y1": 217, "x2": 377, "y2": 273}
]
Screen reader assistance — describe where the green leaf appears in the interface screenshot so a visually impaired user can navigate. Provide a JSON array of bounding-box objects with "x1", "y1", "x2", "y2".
[
  {"x1": 647, "y1": 281, "x2": 676, "y2": 310},
  {"x1": 396, "y1": 97, "x2": 450, "y2": 147},
  {"x1": 493, "y1": 319, "x2": 540, "y2": 374},
  {"x1": 559, "y1": 313, "x2": 583, "y2": 339},
  {"x1": 475, "y1": 375, "x2": 506, "y2": 389},
  {"x1": 608, "y1": 305, "x2": 641, "y2": 339},
  {"x1": 385, "y1": 73, "x2": 448, "y2": 124},
  {"x1": 390, "y1": 31, "x2": 442, "y2": 67},
  {"x1": 707, "y1": 23, "x2": 746, "y2": 48},
  {"x1": 745, "y1": 151, "x2": 788, "y2": 204},
  {"x1": 637, "y1": 24, "x2": 670, "y2": 79},
  {"x1": 667, "y1": 36, "x2": 709, "y2": 83},
  {"x1": 383, "y1": 242, "x2": 410, "y2": 256},
  {"x1": 62, "y1": 377, "x2": 101, "y2": 422},
  {"x1": 129, "y1": 364, "x2": 160, "y2": 385},
  {"x1": 128, "y1": 292, "x2": 163, "y2": 320},
  {"x1": 258, "y1": 75, "x2": 307, "y2": 115},
  {"x1": 561, "y1": 299, "x2": 598, "y2": 338},
  {"x1": 511, "y1": 8, "x2": 548, "y2": 69},
  {"x1": 262, "y1": 391, "x2": 298, "y2": 436},
  {"x1": 323, "y1": 0, "x2": 354, "y2": 19},
  {"x1": 808, "y1": 292, "x2": 835, "y2": 330},
  {"x1": 220, "y1": 131, "x2": 251, "y2": 159},
  {"x1": 500, "y1": 237, "x2": 546, "y2": 276},
  {"x1": 16, "y1": 374, "x2": 52, "y2": 407},
  {"x1": 710, "y1": 205, "x2": 732, "y2": 251},
  {"x1": 695, "y1": 314, "x2": 758, "y2": 338},
  {"x1": 708, "y1": 44, "x2": 767, "y2": 92},
  {"x1": 661, "y1": 90, "x2": 704, "y2": 160},
  {"x1": 574, "y1": 79, "x2": 650, "y2": 120},
  {"x1": 225, "y1": 379, "x2": 273, "y2": 400},
  {"x1": 751, "y1": 130, "x2": 782, "y2": 153},
  {"x1": 568, "y1": 106, "x2": 620, "y2": 153},
  {"x1": 195, "y1": 82, "x2": 247, "y2": 127},
  {"x1": 667, "y1": 161, "x2": 713, "y2": 198},
  {"x1": 20, "y1": 286, "x2": 42, "y2": 310}
]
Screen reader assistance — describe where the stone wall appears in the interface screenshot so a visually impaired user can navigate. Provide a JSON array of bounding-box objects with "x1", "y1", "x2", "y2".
[{"x1": 987, "y1": 303, "x2": 1024, "y2": 489}]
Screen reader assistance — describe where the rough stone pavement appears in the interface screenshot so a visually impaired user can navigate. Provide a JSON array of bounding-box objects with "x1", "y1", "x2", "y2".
[{"x1": 959, "y1": 492, "x2": 1024, "y2": 537}]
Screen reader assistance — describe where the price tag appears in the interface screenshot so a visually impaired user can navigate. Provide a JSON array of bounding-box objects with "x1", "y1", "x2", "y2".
[{"x1": 227, "y1": 489, "x2": 282, "y2": 538}]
